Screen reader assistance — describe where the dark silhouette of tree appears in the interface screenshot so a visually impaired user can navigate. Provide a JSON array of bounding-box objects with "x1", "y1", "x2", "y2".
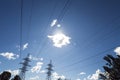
[
  {"x1": 0, "y1": 71, "x2": 11, "y2": 80},
  {"x1": 0, "y1": 71, "x2": 22, "y2": 80},
  {"x1": 11, "y1": 75, "x2": 21, "y2": 80},
  {"x1": 99, "y1": 54, "x2": 120, "y2": 80}
]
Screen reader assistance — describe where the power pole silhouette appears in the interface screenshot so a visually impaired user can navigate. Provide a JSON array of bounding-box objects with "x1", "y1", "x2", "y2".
[
  {"x1": 46, "y1": 60, "x2": 54, "y2": 80},
  {"x1": 19, "y1": 54, "x2": 31, "y2": 80}
]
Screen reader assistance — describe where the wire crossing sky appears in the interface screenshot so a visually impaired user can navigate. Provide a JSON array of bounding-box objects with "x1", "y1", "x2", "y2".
[{"x1": 0, "y1": 0, "x2": 120, "y2": 80}]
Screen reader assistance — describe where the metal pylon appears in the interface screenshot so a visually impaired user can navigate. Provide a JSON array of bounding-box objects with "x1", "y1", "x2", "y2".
[{"x1": 19, "y1": 54, "x2": 31, "y2": 80}]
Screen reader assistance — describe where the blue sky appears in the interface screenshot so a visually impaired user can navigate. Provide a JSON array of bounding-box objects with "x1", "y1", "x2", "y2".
[{"x1": 0, "y1": 0, "x2": 120, "y2": 80}]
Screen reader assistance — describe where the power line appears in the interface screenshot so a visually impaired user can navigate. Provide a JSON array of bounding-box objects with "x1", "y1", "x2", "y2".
[
  {"x1": 78, "y1": 16, "x2": 120, "y2": 50},
  {"x1": 62, "y1": 60, "x2": 103, "y2": 72},
  {"x1": 56, "y1": 33, "x2": 120, "y2": 68},
  {"x1": 44, "y1": 1, "x2": 120, "y2": 69},
  {"x1": 56, "y1": 16, "x2": 120, "y2": 63},
  {"x1": 35, "y1": 0, "x2": 72, "y2": 57},
  {"x1": 57, "y1": 0, "x2": 72, "y2": 23},
  {"x1": 27, "y1": 0, "x2": 34, "y2": 43},
  {"x1": 35, "y1": 0, "x2": 120, "y2": 68},
  {"x1": 35, "y1": 0, "x2": 59, "y2": 57},
  {"x1": 82, "y1": 25, "x2": 120, "y2": 50},
  {"x1": 36, "y1": 0, "x2": 72, "y2": 57},
  {"x1": 59, "y1": 45, "x2": 119, "y2": 69},
  {"x1": 20, "y1": 0, "x2": 23, "y2": 58}
]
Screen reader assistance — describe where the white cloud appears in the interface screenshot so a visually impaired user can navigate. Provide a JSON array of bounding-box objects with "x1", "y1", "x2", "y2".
[
  {"x1": 40, "y1": 70, "x2": 46, "y2": 73},
  {"x1": 52, "y1": 72, "x2": 59, "y2": 80},
  {"x1": 51, "y1": 19, "x2": 57, "y2": 27},
  {"x1": 29, "y1": 55, "x2": 43, "y2": 61},
  {"x1": 30, "y1": 76, "x2": 39, "y2": 80},
  {"x1": 60, "y1": 75, "x2": 65, "y2": 79},
  {"x1": 48, "y1": 32, "x2": 71, "y2": 48},
  {"x1": 114, "y1": 47, "x2": 120, "y2": 55},
  {"x1": 52, "y1": 72, "x2": 66, "y2": 80},
  {"x1": 31, "y1": 62, "x2": 43, "y2": 73},
  {"x1": 84, "y1": 69, "x2": 102, "y2": 80},
  {"x1": 76, "y1": 79, "x2": 81, "y2": 80},
  {"x1": 0, "y1": 52, "x2": 19, "y2": 60},
  {"x1": 23, "y1": 43, "x2": 28, "y2": 50},
  {"x1": 16, "y1": 43, "x2": 28, "y2": 51},
  {"x1": 7, "y1": 69, "x2": 19, "y2": 76},
  {"x1": 50, "y1": 19, "x2": 61, "y2": 28},
  {"x1": 79, "y1": 72, "x2": 86, "y2": 75}
]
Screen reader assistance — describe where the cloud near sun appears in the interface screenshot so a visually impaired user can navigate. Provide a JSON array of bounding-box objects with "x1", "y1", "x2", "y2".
[{"x1": 47, "y1": 33, "x2": 71, "y2": 48}]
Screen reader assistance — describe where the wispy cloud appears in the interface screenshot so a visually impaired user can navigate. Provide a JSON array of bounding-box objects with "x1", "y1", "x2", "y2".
[
  {"x1": 16, "y1": 43, "x2": 29, "y2": 51},
  {"x1": 31, "y1": 62, "x2": 43, "y2": 73},
  {"x1": 48, "y1": 33, "x2": 71, "y2": 48},
  {"x1": 0, "y1": 52, "x2": 19, "y2": 60},
  {"x1": 50, "y1": 19, "x2": 57, "y2": 27},
  {"x1": 29, "y1": 55, "x2": 43, "y2": 61},
  {"x1": 114, "y1": 46, "x2": 120, "y2": 55},
  {"x1": 50, "y1": 19, "x2": 61, "y2": 27},
  {"x1": 78, "y1": 72, "x2": 86, "y2": 75},
  {"x1": 30, "y1": 76, "x2": 39, "y2": 80},
  {"x1": 6, "y1": 69, "x2": 19, "y2": 76},
  {"x1": 23, "y1": 43, "x2": 28, "y2": 50}
]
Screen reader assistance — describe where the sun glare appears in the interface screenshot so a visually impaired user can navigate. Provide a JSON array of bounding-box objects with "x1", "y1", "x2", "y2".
[{"x1": 48, "y1": 32, "x2": 71, "y2": 48}]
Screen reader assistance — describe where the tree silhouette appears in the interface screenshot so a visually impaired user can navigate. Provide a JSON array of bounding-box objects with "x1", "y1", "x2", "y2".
[
  {"x1": 0, "y1": 71, "x2": 11, "y2": 80},
  {"x1": 99, "y1": 54, "x2": 120, "y2": 80},
  {"x1": 0, "y1": 71, "x2": 21, "y2": 80},
  {"x1": 11, "y1": 75, "x2": 21, "y2": 80}
]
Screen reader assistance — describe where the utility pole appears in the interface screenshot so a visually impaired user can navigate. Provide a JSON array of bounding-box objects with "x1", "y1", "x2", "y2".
[
  {"x1": 46, "y1": 60, "x2": 54, "y2": 80},
  {"x1": 19, "y1": 54, "x2": 31, "y2": 80}
]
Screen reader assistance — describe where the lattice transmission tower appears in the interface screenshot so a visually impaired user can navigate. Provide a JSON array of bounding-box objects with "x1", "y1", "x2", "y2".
[
  {"x1": 19, "y1": 54, "x2": 31, "y2": 80},
  {"x1": 46, "y1": 60, "x2": 54, "y2": 80}
]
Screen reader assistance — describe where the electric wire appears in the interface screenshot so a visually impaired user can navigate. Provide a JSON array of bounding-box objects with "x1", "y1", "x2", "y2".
[
  {"x1": 36, "y1": 0, "x2": 71, "y2": 57},
  {"x1": 20, "y1": 0, "x2": 23, "y2": 58},
  {"x1": 35, "y1": 1, "x2": 120, "y2": 70},
  {"x1": 35, "y1": 0, "x2": 59, "y2": 57},
  {"x1": 37, "y1": 0, "x2": 120, "y2": 71},
  {"x1": 80, "y1": 16, "x2": 120, "y2": 50},
  {"x1": 33, "y1": 0, "x2": 120, "y2": 72},
  {"x1": 57, "y1": 0, "x2": 72, "y2": 23},
  {"x1": 56, "y1": 34, "x2": 120, "y2": 72},
  {"x1": 59, "y1": 44, "x2": 119, "y2": 69},
  {"x1": 17, "y1": 0, "x2": 120, "y2": 76},
  {"x1": 82, "y1": 25, "x2": 120, "y2": 50},
  {"x1": 27, "y1": 0, "x2": 34, "y2": 43},
  {"x1": 62, "y1": 60, "x2": 103, "y2": 72},
  {"x1": 56, "y1": 16, "x2": 120, "y2": 63},
  {"x1": 20, "y1": 0, "x2": 120, "y2": 77}
]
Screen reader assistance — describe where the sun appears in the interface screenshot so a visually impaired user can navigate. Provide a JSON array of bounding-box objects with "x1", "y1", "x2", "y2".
[{"x1": 48, "y1": 32, "x2": 71, "y2": 48}]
